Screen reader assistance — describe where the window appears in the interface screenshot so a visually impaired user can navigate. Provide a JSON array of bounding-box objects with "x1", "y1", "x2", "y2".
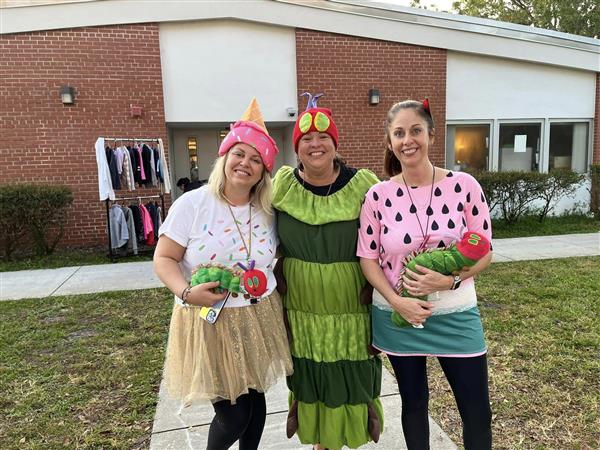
[
  {"x1": 549, "y1": 122, "x2": 589, "y2": 173},
  {"x1": 498, "y1": 123, "x2": 541, "y2": 172},
  {"x1": 446, "y1": 124, "x2": 490, "y2": 171}
]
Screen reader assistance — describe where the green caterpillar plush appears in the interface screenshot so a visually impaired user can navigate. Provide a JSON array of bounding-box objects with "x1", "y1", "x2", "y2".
[
  {"x1": 392, "y1": 231, "x2": 491, "y2": 328},
  {"x1": 190, "y1": 263, "x2": 242, "y2": 293}
]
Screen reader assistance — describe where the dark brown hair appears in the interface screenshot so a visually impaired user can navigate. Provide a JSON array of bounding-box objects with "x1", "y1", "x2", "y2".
[{"x1": 383, "y1": 100, "x2": 435, "y2": 177}]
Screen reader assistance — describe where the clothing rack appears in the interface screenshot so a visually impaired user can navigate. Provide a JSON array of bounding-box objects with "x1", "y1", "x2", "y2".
[
  {"x1": 102, "y1": 137, "x2": 160, "y2": 142},
  {"x1": 105, "y1": 194, "x2": 165, "y2": 261}
]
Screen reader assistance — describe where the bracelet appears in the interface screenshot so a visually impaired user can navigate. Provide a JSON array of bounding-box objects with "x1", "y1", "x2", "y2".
[{"x1": 180, "y1": 286, "x2": 192, "y2": 306}]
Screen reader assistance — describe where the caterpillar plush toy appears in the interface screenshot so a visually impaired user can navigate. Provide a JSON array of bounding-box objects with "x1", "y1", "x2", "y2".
[
  {"x1": 190, "y1": 263, "x2": 242, "y2": 293},
  {"x1": 392, "y1": 231, "x2": 491, "y2": 328}
]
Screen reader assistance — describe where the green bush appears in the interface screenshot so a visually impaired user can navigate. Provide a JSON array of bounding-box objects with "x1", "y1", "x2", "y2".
[
  {"x1": 536, "y1": 169, "x2": 585, "y2": 222},
  {"x1": 0, "y1": 184, "x2": 74, "y2": 259},
  {"x1": 470, "y1": 169, "x2": 584, "y2": 225},
  {"x1": 590, "y1": 164, "x2": 600, "y2": 219},
  {"x1": 471, "y1": 171, "x2": 547, "y2": 224}
]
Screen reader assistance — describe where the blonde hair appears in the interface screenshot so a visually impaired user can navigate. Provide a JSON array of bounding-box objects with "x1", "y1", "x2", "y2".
[{"x1": 208, "y1": 154, "x2": 273, "y2": 215}]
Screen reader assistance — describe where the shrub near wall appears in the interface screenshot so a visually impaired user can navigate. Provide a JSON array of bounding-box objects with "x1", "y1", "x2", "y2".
[
  {"x1": 0, "y1": 184, "x2": 74, "y2": 260},
  {"x1": 471, "y1": 170, "x2": 584, "y2": 224}
]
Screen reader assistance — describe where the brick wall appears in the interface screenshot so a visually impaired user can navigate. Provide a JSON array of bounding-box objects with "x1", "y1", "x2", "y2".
[
  {"x1": 295, "y1": 29, "x2": 446, "y2": 177},
  {"x1": 594, "y1": 72, "x2": 599, "y2": 165},
  {"x1": 0, "y1": 24, "x2": 170, "y2": 249}
]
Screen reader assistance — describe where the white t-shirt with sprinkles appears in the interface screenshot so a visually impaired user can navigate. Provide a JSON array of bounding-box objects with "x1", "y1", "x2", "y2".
[{"x1": 158, "y1": 185, "x2": 278, "y2": 308}]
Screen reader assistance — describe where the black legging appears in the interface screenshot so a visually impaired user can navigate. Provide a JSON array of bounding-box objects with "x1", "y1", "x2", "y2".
[
  {"x1": 206, "y1": 389, "x2": 266, "y2": 450},
  {"x1": 387, "y1": 354, "x2": 492, "y2": 450}
]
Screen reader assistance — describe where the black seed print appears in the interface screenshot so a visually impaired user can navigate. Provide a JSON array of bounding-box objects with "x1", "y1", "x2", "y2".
[
  {"x1": 442, "y1": 204, "x2": 449, "y2": 214},
  {"x1": 410, "y1": 204, "x2": 417, "y2": 214},
  {"x1": 431, "y1": 220, "x2": 439, "y2": 231},
  {"x1": 395, "y1": 212, "x2": 402, "y2": 222},
  {"x1": 373, "y1": 211, "x2": 377, "y2": 219},
  {"x1": 426, "y1": 206, "x2": 433, "y2": 216},
  {"x1": 380, "y1": 245, "x2": 386, "y2": 254},
  {"x1": 481, "y1": 193, "x2": 486, "y2": 203},
  {"x1": 472, "y1": 205, "x2": 479, "y2": 216},
  {"x1": 454, "y1": 183, "x2": 462, "y2": 193},
  {"x1": 384, "y1": 225, "x2": 389, "y2": 234},
  {"x1": 448, "y1": 219, "x2": 455, "y2": 229},
  {"x1": 377, "y1": 210, "x2": 383, "y2": 220},
  {"x1": 370, "y1": 240, "x2": 377, "y2": 250},
  {"x1": 385, "y1": 198, "x2": 392, "y2": 207},
  {"x1": 434, "y1": 187, "x2": 442, "y2": 197},
  {"x1": 367, "y1": 225, "x2": 373, "y2": 235},
  {"x1": 466, "y1": 192, "x2": 471, "y2": 203},
  {"x1": 387, "y1": 261, "x2": 393, "y2": 270},
  {"x1": 403, "y1": 233, "x2": 412, "y2": 244},
  {"x1": 483, "y1": 219, "x2": 489, "y2": 230},
  {"x1": 438, "y1": 240, "x2": 446, "y2": 248},
  {"x1": 373, "y1": 191, "x2": 379, "y2": 201},
  {"x1": 462, "y1": 217, "x2": 467, "y2": 227},
  {"x1": 457, "y1": 202, "x2": 464, "y2": 212},
  {"x1": 447, "y1": 172, "x2": 454, "y2": 177},
  {"x1": 397, "y1": 187, "x2": 404, "y2": 197}
]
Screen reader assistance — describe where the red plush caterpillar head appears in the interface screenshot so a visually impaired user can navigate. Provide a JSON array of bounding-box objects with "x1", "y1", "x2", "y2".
[
  {"x1": 455, "y1": 231, "x2": 490, "y2": 261},
  {"x1": 237, "y1": 260, "x2": 268, "y2": 297}
]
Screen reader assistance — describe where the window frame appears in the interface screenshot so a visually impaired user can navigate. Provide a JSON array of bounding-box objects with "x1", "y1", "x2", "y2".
[
  {"x1": 445, "y1": 120, "x2": 493, "y2": 171},
  {"x1": 545, "y1": 118, "x2": 593, "y2": 174}
]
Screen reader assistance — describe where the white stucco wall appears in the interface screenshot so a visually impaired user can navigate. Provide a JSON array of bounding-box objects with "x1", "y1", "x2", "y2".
[
  {"x1": 159, "y1": 20, "x2": 298, "y2": 123},
  {"x1": 447, "y1": 52, "x2": 597, "y2": 120}
]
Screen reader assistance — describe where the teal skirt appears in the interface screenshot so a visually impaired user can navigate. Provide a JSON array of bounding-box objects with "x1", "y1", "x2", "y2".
[{"x1": 372, "y1": 306, "x2": 486, "y2": 357}]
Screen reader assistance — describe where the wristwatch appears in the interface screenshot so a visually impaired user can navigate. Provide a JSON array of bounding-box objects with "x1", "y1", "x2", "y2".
[{"x1": 450, "y1": 275, "x2": 462, "y2": 290}]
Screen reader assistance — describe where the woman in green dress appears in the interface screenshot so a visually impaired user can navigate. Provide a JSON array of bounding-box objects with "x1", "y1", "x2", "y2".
[{"x1": 273, "y1": 93, "x2": 383, "y2": 449}]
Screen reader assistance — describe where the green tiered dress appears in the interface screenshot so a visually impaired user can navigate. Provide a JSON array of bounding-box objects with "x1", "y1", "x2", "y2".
[{"x1": 273, "y1": 165, "x2": 383, "y2": 449}]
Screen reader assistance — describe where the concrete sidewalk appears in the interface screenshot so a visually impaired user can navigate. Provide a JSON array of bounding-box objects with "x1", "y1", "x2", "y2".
[
  {"x1": 2, "y1": 232, "x2": 597, "y2": 301},
  {"x1": 1, "y1": 232, "x2": 598, "y2": 449}
]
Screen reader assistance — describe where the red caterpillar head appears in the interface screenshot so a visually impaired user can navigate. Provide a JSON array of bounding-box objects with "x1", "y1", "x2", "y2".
[{"x1": 237, "y1": 260, "x2": 268, "y2": 297}]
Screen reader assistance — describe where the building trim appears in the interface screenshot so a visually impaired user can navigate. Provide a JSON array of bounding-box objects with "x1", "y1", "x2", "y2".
[{"x1": 1, "y1": 0, "x2": 598, "y2": 72}]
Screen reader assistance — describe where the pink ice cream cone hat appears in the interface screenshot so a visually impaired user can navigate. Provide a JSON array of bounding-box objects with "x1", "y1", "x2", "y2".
[{"x1": 218, "y1": 98, "x2": 279, "y2": 172}]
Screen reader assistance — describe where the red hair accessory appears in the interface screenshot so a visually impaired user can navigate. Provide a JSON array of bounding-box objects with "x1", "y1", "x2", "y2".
[{"x1": 422, "y1": 98, "x2": 431, "y2": 117}]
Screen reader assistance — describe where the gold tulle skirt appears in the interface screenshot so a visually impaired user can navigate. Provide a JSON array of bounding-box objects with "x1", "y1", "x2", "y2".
[{"x1": 163, "y1": 290, "x2": 293, "y2": 405}]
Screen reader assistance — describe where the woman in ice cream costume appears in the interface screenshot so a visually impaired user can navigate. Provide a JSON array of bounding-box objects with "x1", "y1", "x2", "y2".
[
  {"x1": 273, "y1": 93, "x2": 383, "y2": 449},
  {"x1": 154, "y1": 98, "x2": 292, "y2": 450}
]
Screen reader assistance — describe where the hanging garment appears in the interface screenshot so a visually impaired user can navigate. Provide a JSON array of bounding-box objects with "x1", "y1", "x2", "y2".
[
  {"x1": 121, "y1": 146, "x2": 136, "y2": 191},
  {"x1": 109, "y1": 204, "x2": 129, "y2": 249},
  {"x1": 156, "y1": 205, "x2": 163, "y2": 231},
  {"x1": 154, "y1": 147, "x2": 163, "y2": 183},
  {"x1": 129, "y1": 204, "x2": 145, "y2": 243},
  {"x1": 129, "y1": 145, "x2": 142, "y2": 185},
  {"x1": 135, "y1": 145, "x2": 146, "y2": 184},
  {"x1": 148, "y1": 145, "x2": 158, "y2": 187},
  {"x1": 105, "y1": 146, "x2": 121, "y2": 190},
  {"x1": 141, "y1": 144, "x2": 153, "y2": 186},
  {"x1": 95, "y1": 138, "x2": 115, "y2": 201},
  {"x1": 139, "y1": 203, "x2": 155, "y2": 246},
  {"x1": 146, "y1": 202, "x2": 160, "y2": 239},
  {"x1": 157, "y1": 138, "x2": 171, "y2": 193},
  {"x1": 121, "y1": 205, "x2": 138, "y2": 255}
]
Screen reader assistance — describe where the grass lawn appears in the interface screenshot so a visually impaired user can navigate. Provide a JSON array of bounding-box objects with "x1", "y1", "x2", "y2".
[
  {"x1": 1, "y1": 257, "x2": 598, "y2": 449},
  {"x1": 0, "y1": 289, "x2": 172, "y2": 449},
  {"x1": 0, "y1": 248, "x2": 153, "y2": 273},
  {"x1": 422, "y1": 256, "x2": 600, "y2": 449},
  {"x1": 491, "y1": 214, "x2": 599, "y2": 238}
]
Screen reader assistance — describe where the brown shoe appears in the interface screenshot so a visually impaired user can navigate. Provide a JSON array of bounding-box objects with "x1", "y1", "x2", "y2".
[
  {"x1": 367, "y1": 402, "x2": 381, "y2": 443},
  {"x1": 286, "y1": 400, "x2": 299, "y2": 438}
]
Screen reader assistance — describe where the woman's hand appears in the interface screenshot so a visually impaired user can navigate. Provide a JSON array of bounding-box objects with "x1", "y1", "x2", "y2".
[
  {"x1": 186, "y1": 281, "x2": 229, "y2": 307},
  {"x1": 403, "y1": 265, "x2": 453, "y2": 296},
  {"x1": 388, "y1": 294, "x2": 434, "y2": 326}
]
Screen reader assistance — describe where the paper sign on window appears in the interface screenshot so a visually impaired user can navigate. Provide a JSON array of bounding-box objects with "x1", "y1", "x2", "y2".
[{"x1": 514, "y1": 135, "x2": 527, "y2": 153}]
